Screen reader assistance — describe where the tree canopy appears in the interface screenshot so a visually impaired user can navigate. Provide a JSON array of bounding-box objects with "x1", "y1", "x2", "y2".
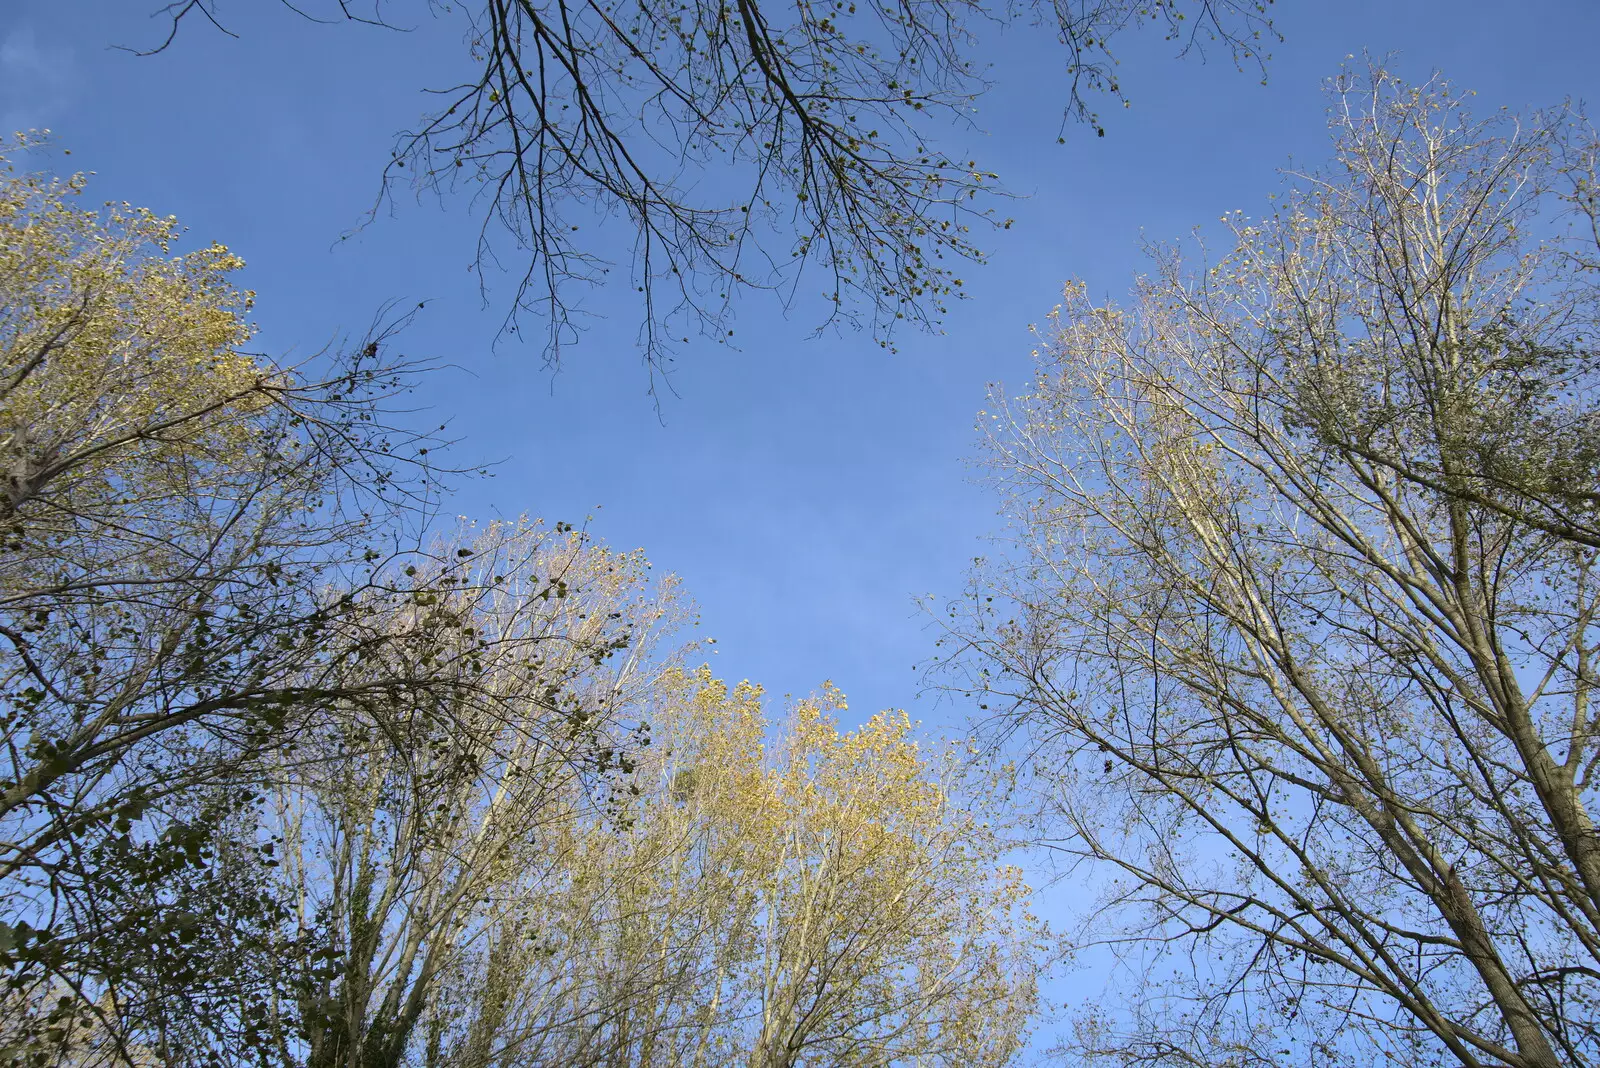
[
  {"x1": 20, "y1": 7, "x2": 1600, "y2": 1064},
  {"x1": 0, "y1": 139, "x2": 1040, "y2": 1065}
]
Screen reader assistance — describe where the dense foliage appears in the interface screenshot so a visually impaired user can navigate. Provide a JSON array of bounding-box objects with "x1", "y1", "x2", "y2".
[{"x1": 0, "y1": 146, "x2": 1039, "y2": 1066}]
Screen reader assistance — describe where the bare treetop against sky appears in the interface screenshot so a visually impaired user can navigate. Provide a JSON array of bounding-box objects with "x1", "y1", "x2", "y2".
[
  {"x1": 0, "y1": 1, "x2": 1594, "y2": 761},
  {"x1": 147, "y1": 0, "x2": 1278, "y2": 373}
]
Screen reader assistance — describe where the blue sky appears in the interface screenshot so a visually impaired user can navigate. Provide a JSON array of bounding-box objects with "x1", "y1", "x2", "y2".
[{"x1": 4, "y1": 0, "x2": 1597, "y2": 734}]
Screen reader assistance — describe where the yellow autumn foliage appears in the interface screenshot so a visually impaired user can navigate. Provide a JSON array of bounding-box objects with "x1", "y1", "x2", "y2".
[
  {"x1": 0, "y1": 135, "x2": 270, "y2": 532},
  {"x1": 421, "y1": 666, "x2": 1042, "y2": 1067}
]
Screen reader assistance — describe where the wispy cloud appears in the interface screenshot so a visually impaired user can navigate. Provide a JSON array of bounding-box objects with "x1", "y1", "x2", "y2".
[{"x1": 1, "y1": 25, "x2": 73, "y2": 139}]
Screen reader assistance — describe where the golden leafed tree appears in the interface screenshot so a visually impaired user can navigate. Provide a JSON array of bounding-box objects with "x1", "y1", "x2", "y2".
[{"x1": 420, "y1": 667, "x2": 1043, "y2": 1068}]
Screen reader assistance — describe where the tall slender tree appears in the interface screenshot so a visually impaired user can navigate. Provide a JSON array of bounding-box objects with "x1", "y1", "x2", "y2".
[
  {"x1": 268, "y1": 521, "x2": 682, "y2": 1068},
  {"x1": 952, "y1": 68, "x2": 1600, "y2": 1068}
]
